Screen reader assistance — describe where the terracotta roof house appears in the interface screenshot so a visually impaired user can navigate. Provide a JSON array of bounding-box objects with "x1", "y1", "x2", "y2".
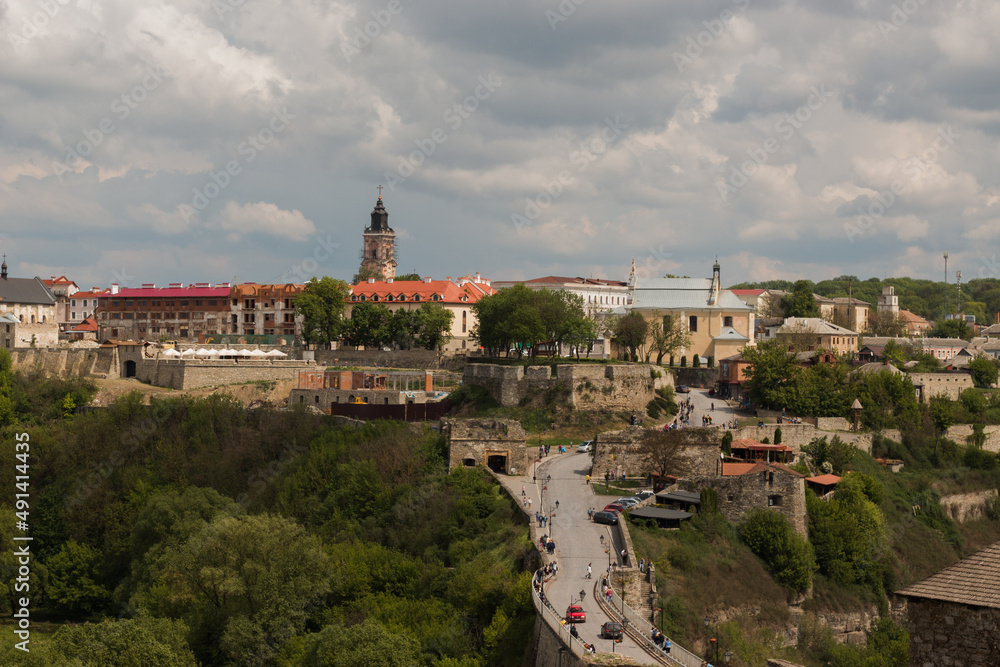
[
  {"x1": 777, "y1": 317, "x2": 859, "y2": 356},
  {"x1": 896, "y1": 541, "x2": 1000, "y2": 666},
  {"x1": 805, "y1": 474, "x2": 841, "y2": 496},
  {"x1": 349, "y1": 276, "x2": 495, "y2": 354},
  {"x1": 730, "y1": 439, "x2": 795, "y2": 464}
]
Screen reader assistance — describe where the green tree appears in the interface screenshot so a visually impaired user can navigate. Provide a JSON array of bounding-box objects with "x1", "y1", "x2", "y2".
[
  {"x1": 352, "y1": 265, "x2": 384, "y2": 284},
  {"x1": 741, "y1": 339, "x2": 800, "y2": 410},
  {"x1": 300, "y1": 618, "x2": 420, "y2": 667},
  {"x1": 967, "y1": 354, "x2": 999, "y2": 388},
  {"x1": 960, "y1": 387, "x2": 987, "y2": 415},
  {"x1": 344, "y1": 301, "x2": 393, "y2": 349},
  {"x1": 782, "y1": 280, "x2": 819, "y2": 318},
  {"x1": 867, "y1": 311, "x2": 908, "y2": 338},
  {"x1": 53, "y1": 616, "x2": 198, "y2": 667},
  {"x1": 388, "y1": 308, "x2": 420, "y2": 349},
  {"x1": 295, "y1": 276, "x2": 351, "y2": 347},
  {"x1": 413, "y1": 302, "x2": 454, "y2": 350},
  {"x1": 739, "y1": 509, "x2": 815, "y2": 593},
  {"x1": 562, "y1": 315, "x2": 599, "y2": 360},
  {"x1": 638, "y1": 427, "x2": 707, "y2": 481},
  {"x1": 721, "y1": 431, "x2": 733, "y2": 455},
  {"x1": 648, "y1": 315, "x2": 691, "y2": 365},
  {"x1": 46, "y1": 539, "x2": 110, "y2": 615},
  {"x1": 613, "y1": 312, "x2": 648, "y2": 361},
  {"x1": 132, "y1": 514, "x2": 331, "y2": 665},
  {"x1": 394, "y1": 272, "x2": 423, "y2": 281},
  {"x1": 807, "y1": 475, "x2": 889, "y2": 591},
  {"x1": 931, "y1": 318, "x2": 972, "y2": 341}
]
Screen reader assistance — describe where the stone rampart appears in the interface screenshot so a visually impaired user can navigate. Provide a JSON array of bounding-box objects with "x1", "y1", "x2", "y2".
[
  {"x1": 942, "y1": 424, "x2": 1000, "y2": 453},
  {"x1": 463, "y1": 363, "x2": 657, "y2": 412},
  {"x1": 940, "y1": 489, "x2": 999, "y2": 523},
  {"x1": 9, "y1": 347, "x2": 118, "y2": 378},
  {"x1": 593, "y1": 427, "x2": 720, "y2": 480},
  {"x1": 732, "y1": 424, "x2": 874, "y2": 456},
  {"x1": 136, "y1": 359, "x2": 314, "y2": 390},
  {"x1": 313, "y1": 348, "x2": 461, "y2": 369}
]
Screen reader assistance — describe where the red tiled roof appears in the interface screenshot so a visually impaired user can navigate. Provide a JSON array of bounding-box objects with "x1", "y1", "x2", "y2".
[
  {"x1": 43, "y1": 275, "x2": 77, "y2": 287},
  {"x1": 72, "y1": 289, "x2": 109, "y2": 298},
  {"x1": 731, "y1": 439, "x2": 793, "y2": 452},
  {"x1": 805, "y1": 474, "x2": 841, "y2": 485},
  {"x1": 97, "y1": 285, "x2": 231, "y2": 298},
  {"x1": 351, "y1": 279, "x2": 495, "y2": 304},
  {"x1": 71, "y1": 317, "x2": 98, "y2": 332}
]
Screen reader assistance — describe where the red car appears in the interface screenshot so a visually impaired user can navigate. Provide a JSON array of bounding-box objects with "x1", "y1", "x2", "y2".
[
  {"x1": 565, "y1": 604, "x2": 586, "y2": 623},
  {"x1": 603, "y1": 503, "x2": 626, "y2": 514}
]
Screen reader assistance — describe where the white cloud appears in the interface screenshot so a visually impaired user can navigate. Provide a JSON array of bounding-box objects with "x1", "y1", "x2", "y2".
[{"x1": 212, "y1": 201, "x2": 316, "y2": 241}]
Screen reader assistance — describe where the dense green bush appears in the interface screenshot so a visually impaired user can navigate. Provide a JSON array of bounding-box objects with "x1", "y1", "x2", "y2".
[{"x1": 739, "y1": 509, "x2": 815, "y2": 593}]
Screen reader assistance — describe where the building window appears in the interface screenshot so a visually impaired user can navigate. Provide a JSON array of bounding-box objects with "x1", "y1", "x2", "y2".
[
  {"x1": 688, "y1": 315, "x2": 697, "y2": 332},
  {"x1": 71, "y1": 312, "x2": 76, "y2": 320},
  {"x1": 462, "y1": 311, "x2": 467, "y2": 333},
  {"x1": 71, "y1": 299, "x2": 76, "y2": 307},
  {"x1": 662, "y1": 315, "x2": 672, "y2": 331},
  {"x1": 723, "y1": 316, "x2": 733, "y2": 327}
]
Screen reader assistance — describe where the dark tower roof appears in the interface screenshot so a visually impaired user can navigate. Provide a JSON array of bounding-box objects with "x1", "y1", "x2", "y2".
[{"x1": 369, "y1": 197, "x2": 392, "y2": 233}]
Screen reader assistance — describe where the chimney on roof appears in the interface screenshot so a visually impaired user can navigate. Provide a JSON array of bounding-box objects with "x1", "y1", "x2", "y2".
[
  {"x1": 424, "y1": 277, "x2": 432, "y2": 283},
  {"x1": 368, "y1": 278, "x2": 375, "y2": 283},
  {"x1": 386, "y1": 278, "x2": 393, "y2": 283},
  {"x1": 111, "y1": 283, "x2": 119, "y2": 295}
]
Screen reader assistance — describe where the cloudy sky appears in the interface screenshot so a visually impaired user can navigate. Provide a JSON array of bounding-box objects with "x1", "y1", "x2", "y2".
[{"x1": 1, "y1": 0, "x2": 998, "y2": 290}]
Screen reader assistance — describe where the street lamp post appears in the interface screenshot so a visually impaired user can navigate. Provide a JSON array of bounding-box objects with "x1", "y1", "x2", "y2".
[
  {"x1": 724, "y1": 649, "x2": 733, "y2": 664},
  {"x1": 703, "y1": 615, "x2": 711, "y2": 661}
]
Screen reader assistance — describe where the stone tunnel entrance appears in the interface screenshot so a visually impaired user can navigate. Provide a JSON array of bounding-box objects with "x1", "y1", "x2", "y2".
[{"x1": 486, "y1": 452, "x2": 508, "y2": 474}]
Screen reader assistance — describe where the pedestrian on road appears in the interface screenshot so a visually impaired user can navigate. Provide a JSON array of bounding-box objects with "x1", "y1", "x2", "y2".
[
  {"x1": 587, "y1": 563, "x2": 592, "y2": 579},
  {"x1": 586, "y1": 474, "x2": 590, "y2": 485},
  {"x1": 664, "y1": 638, "x2": 671, "y2": 654},
  {"x1": 527, "y1": 497, "x2": 532, "y2": 509},
  {"x1": 522, "y1": 484, "x2": 526, "y2": 496}
]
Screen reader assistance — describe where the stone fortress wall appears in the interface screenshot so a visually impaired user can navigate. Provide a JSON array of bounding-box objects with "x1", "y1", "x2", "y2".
[{"x1": 463, "y1": 363, "x2": 667, "y2": 412}]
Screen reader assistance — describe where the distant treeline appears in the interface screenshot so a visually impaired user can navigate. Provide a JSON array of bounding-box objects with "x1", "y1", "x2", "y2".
[{"x1": 728, "y1": 275, "x2": 1000, "y2": 323}]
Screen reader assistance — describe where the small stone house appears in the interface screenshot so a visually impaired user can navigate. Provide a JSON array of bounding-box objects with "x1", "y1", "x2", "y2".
[
  {"x1": 445, "y1": 418, "x2": 528, "y2": 476},
  {"x1": 895, "y1": 540, "x2": 1000, "y2": 667}
]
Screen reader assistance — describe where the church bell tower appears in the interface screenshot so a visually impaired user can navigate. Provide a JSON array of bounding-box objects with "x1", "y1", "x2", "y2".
[{"x1": 359, "y1": 186, "x2": 397, "y2": 280}]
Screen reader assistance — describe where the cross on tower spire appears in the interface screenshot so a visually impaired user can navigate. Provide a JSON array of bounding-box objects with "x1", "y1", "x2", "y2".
[{"x1": 377, "y1": 184, "x2": 383, "y2": 199}]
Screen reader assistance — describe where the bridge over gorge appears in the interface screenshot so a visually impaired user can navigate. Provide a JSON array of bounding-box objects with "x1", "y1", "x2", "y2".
[{"x1": 493, "y1": 451, "x2": 705, "y2": 667}]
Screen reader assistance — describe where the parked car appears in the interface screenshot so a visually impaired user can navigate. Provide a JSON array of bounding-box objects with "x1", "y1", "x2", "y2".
[
  {"x1": 565, "y1": 604, "x2": 586, "y2": 623},
  {"x1": 576, "y1": 440, "x2": 594, "y2": 453},
  {"x1": 592, "y1": 511, "x2": 619, "y2": 525},
  {"x1": 633, "y1": 490, "x2": 654, "y2": 499},
  {"x1": 603, "y1": 503, "x2": 626, "y2": 514},
  {"x1": 601, "y1": 622, "x2": 623, "y2": 639},
  {"x1": 615, "y1": 497, "x2": 640, "y2": 508},
  {"x1": 675, "y1": 385, "x2": 690, "y2": 393}
]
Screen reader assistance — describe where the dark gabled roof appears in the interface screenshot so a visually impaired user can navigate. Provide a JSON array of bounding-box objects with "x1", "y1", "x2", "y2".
[
  {"x1": 655, "y1": 490, "x2": 701, "y2": 504},
  {"x1": 629, "y1": 507, "x2": 693, "y2": 520},
  {"x1": 896, "y1": 541, "x2": 1000, "y2": 609},
  {"x1": 0, "y1": 276, "x2": 55, "y2": 306}
]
